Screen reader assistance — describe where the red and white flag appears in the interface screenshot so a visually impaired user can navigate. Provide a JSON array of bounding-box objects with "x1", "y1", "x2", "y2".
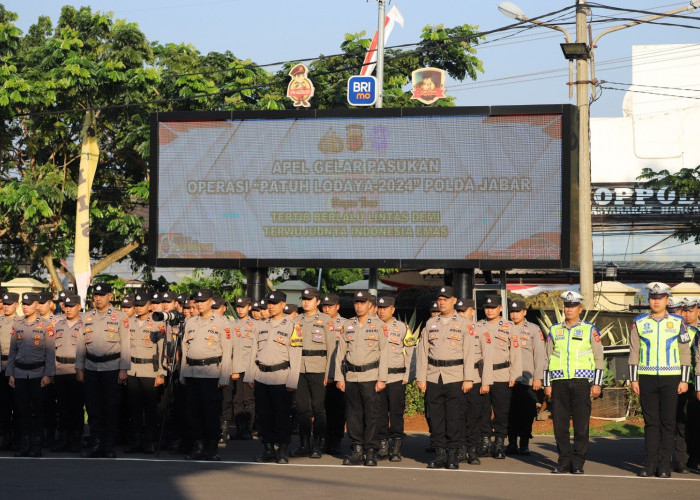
[{"x1": 360, "y1": 5, "x2": 404, "y2": 77}]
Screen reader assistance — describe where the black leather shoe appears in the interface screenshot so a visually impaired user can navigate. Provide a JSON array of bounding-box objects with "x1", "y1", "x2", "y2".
[
  {"x1": 570, "y1": 467, "x2": 584, "y2": 474},
  {"x1": 364, "y1": 449, "x2": 377, "y2": 466},
  {"x1": 257, "y1": 443, "x2": 276, "y2": 463},
  {"x1": 343, "y1": 445, "x2": 364, "y2": 466},
  {"x1": 428, "y1": 448, "x2": 447, "y2": 469},
  {"x1": 657, "y1": 470, "x2": 671, "y2": 478},
  {"x1": 185, "y1": 440, "x2": 206, "y2": 460},
  {"x1": 467, "y1": 447, "x2": 481, "y2": 465},
  {"x1": 445, "y1": 448, "x2": 459, "y2": 470},
  {"x1": 276, "y1": 443, "x2": 290, "y2": 464},
  {"x1": 674, "y1": 464, "x2": 689, "y2": 474},
  {"x1": 551, "y1": 465, "x2": 570, "y2": 474}
]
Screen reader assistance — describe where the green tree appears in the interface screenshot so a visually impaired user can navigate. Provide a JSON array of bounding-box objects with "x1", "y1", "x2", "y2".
[{"x1": 638, "y1": 165, "x2": 700, "y2": 243}]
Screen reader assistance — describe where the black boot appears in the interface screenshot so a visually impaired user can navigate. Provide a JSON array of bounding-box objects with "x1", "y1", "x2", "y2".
[
  {"x1": 81, "y1": 438, "x2": 104, "y2": 458},
  {"x1": 343, "y1": 444, "x2": 364, "y2": 466},
  {"x1": 428, "y1": 447, "x2": 447, "y2": 468},
  {"x1": 276, "y1": 442, "x2": 289, "y2": 464},
  {"x1": 493, "y1": 437, "x2": 506, "y2": 459},
  {"x1": 103, "y1": 440, "x2": 117, "y2": 459},
  {"x1": 377, "y1": 439, "x2": 390, "y2": 460},
  {"x1": 389, "y1": 437, "x2": 403, "y2": 462},
  {"x1": 51, "y1": 432, "x2": 70, "y2": 452},
  {"x1": 28, "y1": 436, "x2": 43, "y2": 458},
  {"x1": 185, "y1": 440, "x2": 206, "y2": 460},
  {"x1": 446, "y1": 447, "x2": 459, "y2": 469},
  {"x1": 206, "y1": 440, "x2": 221, "y2": 461},
  {"x1": 457, "y1": 445, "x2": 468, "y2": 463},
  {"x1": 309, "y1": 437, "x2": 324, "y2": 459},
  {"x1": 291, "y1": 434, "x2": 311, "y2": 457},
  {"x1": 477, "y1": 436, "x2": 491, "y2": 457},
  {"x1": 467, "y1": 446, "x2": 481, "y2": 465},
  {"x1": 257, "y1": 442, "x2": 276, "y2": 463},
  {"x1": 14, "y1": 435, "x2": 31, "y2": 457},
  {"x1": 364, "y1": 448, "x2": 377, "y2": 466},
  {"x1": 519, "y1": 437, "x2": 531, "y2": 456},
  {"x1": 505, "y1": 439, "x2": 518, "y2": 455}
]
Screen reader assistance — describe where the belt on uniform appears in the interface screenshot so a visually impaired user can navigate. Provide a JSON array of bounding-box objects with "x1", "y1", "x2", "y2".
[
  {"x1": 86, "y1": 352, "x2": 121, "y2": 363},
  {"x1": 428, "y1": 357, "x2": 463, "y2": 367},
  {"x1": 345, "y1": 360, "x2": 379, "y2": 372},
  {"x1": 131, "y1": 356, "x2": 155, "y2": 364},
  {"x1": 493, "y1": 361, "x2": 511, "y2": 370},
  {"x1": 15, "y1": 360, "x2": 45, "y2": 370},
  {"x1": 302, "y1": 349, "x2": 327, "y2": 357},
  {"x1": 388, "y1": 367, "x2": 406, "y2": 374},
  {"x1": 256, "y1": 360, "x2": 290, "y2": 372},
  {"x1": 186, "y1": 356, "x2": 221, "y2": 367},
  {"x1": 56, "y1": 356, "x2": 76, "y2": 364}
]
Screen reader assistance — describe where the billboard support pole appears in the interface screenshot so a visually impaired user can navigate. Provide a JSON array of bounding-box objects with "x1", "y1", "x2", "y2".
[
  {"x1": 368, "y1": 268, "x2": 379, "y2": 297},
  {"x1": 375, "y1": 0, "x2": 386, "y2": 108},
  {"x1": 453, "y1": 269, "x2": 469, "y2": 301},
  {"x1": 246, "y1": 268, "x2": 268, "y2": 301}
]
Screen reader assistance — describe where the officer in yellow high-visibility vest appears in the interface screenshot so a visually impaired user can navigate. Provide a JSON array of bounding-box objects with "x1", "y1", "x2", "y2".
[
  {"x1": 543, "y1": 291, "x2": 604, "y2": 474},
  {"x1": 629, "y1": 282, "x2": 691, "y2": 478}
]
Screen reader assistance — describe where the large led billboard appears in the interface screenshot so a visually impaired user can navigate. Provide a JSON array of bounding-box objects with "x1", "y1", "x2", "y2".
[{"x1": 150, "y1": 106, "x2": 578, "y2": 269}]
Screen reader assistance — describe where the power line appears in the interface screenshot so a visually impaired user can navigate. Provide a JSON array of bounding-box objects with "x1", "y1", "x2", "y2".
[{"x1": 598, "y1": 85, "x2": 700, "y2": 100}]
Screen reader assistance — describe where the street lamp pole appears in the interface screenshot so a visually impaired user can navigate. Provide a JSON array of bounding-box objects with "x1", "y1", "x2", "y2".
[{"x1": 375, "y1": 0, "x2": 386, "y2": 109}]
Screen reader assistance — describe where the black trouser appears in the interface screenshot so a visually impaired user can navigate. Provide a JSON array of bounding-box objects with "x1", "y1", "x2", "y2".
[
  {"x1": 426, "y1": 377, "x2": 463, "y2": 449},
  {"x1": 639, "y1": 374, "x2": 680, "y2": 470},
  {"x1": 168, "y1": 373, "x2": 188, "y2": 444},
  {"x1": 345, "y1": 381, "x2": 381, "y2": 451},
  {"x1": 688, "y1": 389, "x2": 700, "y2": 465},
  {"x1": 127, "y1": 376, "x2": 161, "y2": 443},
  {"x1": 184, "y1": 377, "x2": 223, "y2": 442},
  {"x1": 84, "y1": 369, "x2": 121, "y2": 447},
  {"x1": 480, "y1": 381, "x2": 511, "y2": 439},
  {"x1": 325, "y1": 382, "x2": 345, "y2": 444},
  {"x1": 296, "y1": 372, "x2": 326, "y2": 439},
  {"x1": 550, "y1": 378, "x2": 591, "y2": 469},
  {"x1": 13, "y1": 377, "x2": 50, "y2": 438},
  {"x1": 233, "y1": 374, "x2": 255, "y2": 432},
  {"x1": 55, "y1": 374, "x2": 85, "y2": 435},
  {"x1": 221, "y1": 381, "x2": 234, "y2": 423},
  {"x1": 254, "y1": 382, "x2": 293, "y2": 445},
  {"x1": 508, "y1": 382, "x2": 538, "y2": 445},
  {"x1": 0, "y1": 372, "x2": 16, "y2": 440},
  {"x1": 675, "y1": 390, "x2": 691, "y2": 466},
  {"x1": 464, "y1": 382, "x2": 485, "y2": 447},
  {"x1": 378, "y1": 381, "x2": 406, "y2": 440},
  {"x1": 44, "y1": 383, "x2": 57, "y2": 441}
]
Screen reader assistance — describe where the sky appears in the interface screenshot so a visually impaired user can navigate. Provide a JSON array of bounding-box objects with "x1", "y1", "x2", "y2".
[{"x1": 7, "y1": 0, "x2": 700, "y2": 117}]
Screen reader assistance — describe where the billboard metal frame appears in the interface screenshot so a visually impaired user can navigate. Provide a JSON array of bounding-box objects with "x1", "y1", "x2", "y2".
[{"x1": 149, "y1": 104, "x2": 579, "y2": 270}]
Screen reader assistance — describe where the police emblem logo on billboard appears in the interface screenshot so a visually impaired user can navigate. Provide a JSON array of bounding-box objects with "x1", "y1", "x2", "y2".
[
  {"x1": 410, "y1": 67, "x2": 446, "y2": 105},
  {"x1": 287, "y1": 64, "x2": 314, "y2": 108}
]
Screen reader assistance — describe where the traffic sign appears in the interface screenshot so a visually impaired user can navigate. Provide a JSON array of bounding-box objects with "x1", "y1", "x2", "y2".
[{"x1": 347, "y1": 76, "x2": 377, "y2": 106}]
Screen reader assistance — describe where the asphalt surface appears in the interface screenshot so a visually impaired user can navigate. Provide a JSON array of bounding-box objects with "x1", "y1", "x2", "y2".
[{"x1": 3, "y1": 433, "x2": 698, "y2": 499}]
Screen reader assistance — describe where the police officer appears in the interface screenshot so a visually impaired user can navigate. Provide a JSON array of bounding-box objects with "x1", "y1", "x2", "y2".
[
  {"x1": 475, "y1": 295, "x2": 522, "y2": 459},
  {"x1": 52, "y1": 294, "x2": 85, "y2": 453},
  {"x1": 681, "y1": 298, "x2": 699, "y2": 470},
  {"x1": 179, "y1": 289, "x2": 233, "y2": 461},
  {"x1": 291, "y1": 288, "x2": 335, "y2": 458},
  {"x1": 125, "y1": 292, "x2": 166, "y2": 454},
  {"x1": 211, "y1": 295, "x2": 235, "y2": 444},
  {"x1": 335, "y1": 290, "x2": 388, "y2": 467},
  {"x1": 251, "y1": 301, "x2": 263, "y2": 321},
  {"x1": 457, "y1": 299, "x2": 476, "y2": 322},
  {"x1": 322, "y1": 292, "x2": 345, "y2": 455},
  {"x1": 376, "y1": 295, "x2": 416, "y2": 462},
  {"x1": 7, "y1": 292, "x2": 56, "y2": 457},
  {"x1": 544, "y1": 291, "x2": 604, "y2": 474},
  {"x1": 429, "y1": 302, "x2": 440, "y2": 318},
  {"x1": 673, "y1": 297, "x2": 698, "y2": 473},
  {"x1": 0, "y1": 292, "x2": 19, "y2": 449},
  {"x1": 416, "y1": 286, "x2": 474, "y2": 470},
  {"x1": 231, "y1": 297, "x2": 257, "y2": 440},
  {"x1": 76, "y1": 282, "x2": 131, "y2": 458},
  {"x1": 245, "y1": 291, "x2": 302, "y2": 464},
  {"x1": 630, "y1": 282, "x2": 691, "y2": 478},
  {"x1": 506, "y1": 299, "x2": 545, "y2": 456}
]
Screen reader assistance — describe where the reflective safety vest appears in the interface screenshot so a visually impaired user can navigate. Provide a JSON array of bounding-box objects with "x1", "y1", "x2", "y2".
[
  {"x1": 634, "y1": 314, "x2": 683, "y2": 376},
  {"x1": 548, "y1": 321, "x2": 596, "y2": 380}
]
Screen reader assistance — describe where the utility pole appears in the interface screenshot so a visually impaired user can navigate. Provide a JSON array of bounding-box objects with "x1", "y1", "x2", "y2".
[{"x1": 375, "y1": 0, "x2": 385, "y2": 109}]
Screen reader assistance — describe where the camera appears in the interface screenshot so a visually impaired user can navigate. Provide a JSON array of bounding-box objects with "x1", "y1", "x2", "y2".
[{"x1": 152, "y1": 311, "x2": 186, "y2": 325}]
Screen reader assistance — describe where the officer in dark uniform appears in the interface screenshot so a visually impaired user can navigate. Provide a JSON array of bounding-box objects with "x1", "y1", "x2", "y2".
[
  {"x1": 179, "y1": 289, "x2": 233, "y2": 461},
  {"x1": 376, "y1": 295, "x2": 416, "y2": 462},
  {"x1": 321, "y1": 292, "x2": 345, "y2": 455},
  {"x1": 506, "y1": 299, "x2": 545, "y2": 456},
  {"x1": 245, "y1": 291, "x2": 302, "y2": 464},
  {"x1": 125, "y1": 292, "x2": 166, "y2": 454},
  {"x1": 335, "y1": 290, "x2": 389, "y2": 466},
  {"x1": 231, "y1": 297, "x2": 257, "y2": 440},
  {"x1": 7, "y1": 292, "x2": 55, "y2": 457},
  {"x1": 291, "y1": 288, "x2": 335, "y2": 458},
  {"x1": 416, "y1": 286, "x2": 474, "y2": 470},
  {"x1": 630, "y1": 283, "x2": 691, "y2": 478},
  {"x1": 544, "y1": 291, "x2": 604, "y2": 474},
  {"x1": 52, "y1": 294, "x2": 85, "y2": 452},
  {"x1": 76, "y1": 282, "x2": 131, "y2": 458},
  {"x1": 0, "y1": 292, "x2": 19, "y2": 449},
  {"x1": 475, "y1": 295, "x2": 522, "y2": 459}
]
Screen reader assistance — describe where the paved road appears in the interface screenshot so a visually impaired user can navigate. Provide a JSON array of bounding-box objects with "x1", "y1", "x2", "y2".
[{"x1": 3, "y1": 434, "x2": 698, "y2": 499}]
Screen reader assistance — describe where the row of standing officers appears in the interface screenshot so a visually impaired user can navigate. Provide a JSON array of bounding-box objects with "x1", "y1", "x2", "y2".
[{"x1": 0, "y1": 281, "x2": 698, "y2": 476}]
